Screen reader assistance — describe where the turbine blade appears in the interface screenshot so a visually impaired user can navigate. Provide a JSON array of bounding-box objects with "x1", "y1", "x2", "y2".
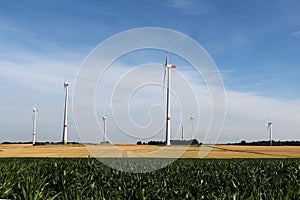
[
  {"x1": 163, "y1": 66, "x2": 167, "y2": 92},
  {"x1": 64, "y1": 68, "x2": 68, "y2": 82},
  {"x1": 163, "y1": 50, "x2": 169, "y2": 92},
  {"x1": 165, "y1": 51, "x2": 169, "y2": 66},
  {"x1": 267, "y1": 123, "x2": 271, "y2": 130}
]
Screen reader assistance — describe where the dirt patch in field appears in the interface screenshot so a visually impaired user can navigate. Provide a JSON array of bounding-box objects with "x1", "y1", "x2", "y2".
[{"x1": 206, "y1": 145, "x2": 300, "y2": 158}]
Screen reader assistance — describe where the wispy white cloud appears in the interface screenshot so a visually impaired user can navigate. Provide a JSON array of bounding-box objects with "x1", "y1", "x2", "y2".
[
  {"x1": 0, "y1": 19, "x2": 23, "y2": 34},
  {"x1": 222, "y1": 89, "x2": 300, "y2": 142},
  {"x1": 165, "y1": 0, "x2": 212, "y2": 15},
  {"x1": 291, "y1": 30, "x2": 300, "y2": 37},
  {"x1": 0, "y1": 52, "x2": 80, "y2": 94}
]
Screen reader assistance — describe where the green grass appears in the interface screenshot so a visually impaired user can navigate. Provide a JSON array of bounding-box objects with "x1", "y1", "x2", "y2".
[{"x1": 0, "y1": 158, "x2": 299, "y2": 199}]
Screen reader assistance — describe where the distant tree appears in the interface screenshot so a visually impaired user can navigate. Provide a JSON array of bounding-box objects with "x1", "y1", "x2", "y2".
[
  {"x1": 191, "y1": 139, "x2": 199, "y2": 145},
  {"x1": 148, "y1": 141, "x2": 164, "y2": 145},
  {"x1": 137, "y1": 141, "x2": 142, "y2": 145},
  {"x1": 227, "y1": 140, "x2": 300, "y2": 146}
]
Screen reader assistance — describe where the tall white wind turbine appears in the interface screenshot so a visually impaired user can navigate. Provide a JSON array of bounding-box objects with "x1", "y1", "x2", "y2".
[
  {"x1": 163, "y1": 50, "x2": 176, "y2": 146},
  {"x1": 32, "y1": 107, "x2": 39, "y2": 145},
  {"x1": 62, "y1": 79, "x2": 69, "y2": 145},
  {"x1": 267, "y1": 120, "x2": 273, "y2": 146}
]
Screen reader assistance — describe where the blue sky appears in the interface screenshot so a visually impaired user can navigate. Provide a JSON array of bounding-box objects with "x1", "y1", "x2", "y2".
[{"x1": 0, "y1": 0, "x2": 300, "y2": 143}]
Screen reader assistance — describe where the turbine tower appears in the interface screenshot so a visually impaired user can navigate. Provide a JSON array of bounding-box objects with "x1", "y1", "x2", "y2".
[
  {"x1": 62, "y1": 80, "x2": 69, "y2": 145},
  {"x1": 163, "y1": 50, "x2": 176, "y2": 146},
  {"x1": 32, "y1": 107, "x2": 39, "y2": 145},
  {"x1": 267, "y1": 121, "x2": 272, "y2": 146},
  {"x1": 102, "y1": 116, "x2": 107, "y2": 143},
  {"x1": 190, "y1": 116, "x2": 194, "y2": 140},
  {"x1": 181, "y1": 125, "x2": 184, "y2": 141}
]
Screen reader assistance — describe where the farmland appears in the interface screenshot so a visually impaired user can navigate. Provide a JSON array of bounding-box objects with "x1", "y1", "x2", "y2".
[
  {"x1": 1, "y1": 144, "x2": 299, "y2": 198},
  {"x1": 0, "y1": 158, "x2": 299, "y2": 199},
  {"x1": 0, "y1": 144, "x2": 300, "y2": 158}
]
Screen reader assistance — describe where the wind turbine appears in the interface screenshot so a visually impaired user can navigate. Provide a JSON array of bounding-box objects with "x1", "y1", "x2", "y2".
[
  {"x1": 190, "y1": 116, "x2": 194, "y2": 141},
  {"x1": 163, "y1": 50, "x2": 176, "y2": 146},
  {"x1": 62, "y1": 78, "x2": 69, "y2": 145},
  {"x1": 181, "y1": 125, "x2": 184, "y2": 141},
  {"x1": 102, "y1": 116, "x2": 107, "y2": 143},
  {"x1": 267, "y1": 120, "x2": 273, "y2": 146},
  {"x1": 32, "y1": 107, "x2": 39, "y2": 145}
]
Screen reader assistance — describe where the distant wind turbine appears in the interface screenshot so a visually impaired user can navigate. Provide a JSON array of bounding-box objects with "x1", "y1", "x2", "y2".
[
  {"x1": 163, "y1": 50, "x2": 176, "y2": 146},
  {"x1": 102, "y1": 116, "x2": 107, "y2": 143},
  {"x1": 62, "y1": 77, "x2": 69, "y2": 145},
  {"x1": 181, "y1": 125, "x2": 184, "y2": 141},
  {"x1": 267, "y1": 120, "x2": 273, "y2": 146},
  {"x1": 190, "y1": 115, "x2": 194, "y2": 140},
  {"x1": 32, "y1": 107, "x2": 39, "y2": 145}
]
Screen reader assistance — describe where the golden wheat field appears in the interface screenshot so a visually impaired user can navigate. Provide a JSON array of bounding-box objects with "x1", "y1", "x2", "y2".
[{"x1": 0, "y1": 144, "x2": 299, "y2": 158}]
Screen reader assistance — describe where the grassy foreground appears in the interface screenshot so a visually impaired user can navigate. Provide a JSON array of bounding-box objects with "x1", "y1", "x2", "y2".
[{"x1": 0, "y1": 158, "x2": 299, "y2": 199}]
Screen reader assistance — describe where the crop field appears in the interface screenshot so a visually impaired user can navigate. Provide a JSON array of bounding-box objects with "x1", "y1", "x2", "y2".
[
  {"x1": 1, "y1": 144, "x2": 300, "y2": 158},
  {"x1": 0, "y1": 158, "x2": 299, "y2": 199}
]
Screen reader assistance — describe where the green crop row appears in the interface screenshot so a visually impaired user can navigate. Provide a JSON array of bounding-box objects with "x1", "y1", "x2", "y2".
[{"x1": 0, "y1": 158, "x2": 299, "y2": 199}]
